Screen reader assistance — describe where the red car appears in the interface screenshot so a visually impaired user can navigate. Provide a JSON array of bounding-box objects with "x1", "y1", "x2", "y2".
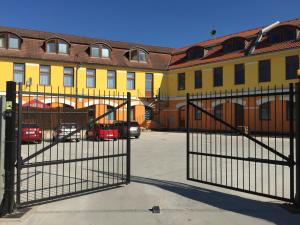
[
  {"x1": 86, "y1": 124, "x2": 119, "y2": 141},
  {"x1": 21, "y1": 124, "x2": 43, "y2": 143}
]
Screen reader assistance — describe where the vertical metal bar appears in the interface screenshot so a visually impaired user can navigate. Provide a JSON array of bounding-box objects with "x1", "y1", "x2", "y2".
[
  {"x1": 126, "y1": 92, "x2": 131, "y2": 184},
  {"x1": 1, "y1": 81, "x2": 17, "y2": 215},
  {"x1": 294, "y1": 82, "x2": 300, "y2": 206},
  {"x1": 186, "y1": 93, "x2": 190, "y2": 180},
  {"x1": 16, "y1": 84, "x2": 22, "y2": 206},
  {"x1": 289, "y1": 83, "x2": 294, "y2": 202}
]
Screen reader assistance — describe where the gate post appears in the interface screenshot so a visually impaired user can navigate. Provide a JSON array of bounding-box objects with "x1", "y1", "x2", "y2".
[
  {"x1": 295, "y1": 81, "x2": 300, "y2": 206},
  {"x1": 186, "y1": 93, "x2": 190, "y2": 180},
  {"x1": 126, "y1": 92, "x2": 131, "y2": 184},
  {"x1": 0, "y1": 81, "x2": 16, "y2": 216}
]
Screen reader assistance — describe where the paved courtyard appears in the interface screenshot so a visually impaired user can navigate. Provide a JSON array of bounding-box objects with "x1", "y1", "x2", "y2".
[{"x1": 1, "y1": 131, "x2": 300, "y2": 225}]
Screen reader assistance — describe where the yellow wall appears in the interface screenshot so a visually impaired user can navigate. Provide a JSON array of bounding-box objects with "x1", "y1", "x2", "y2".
[
  {"x1": 0, "y1": 47, "x2": 299, "y2": 98},
  {"x1": 167, "y1": 48, "x2": 300, "y2": 96},
  {"x1": 0, "y1": 58, "x2": 164, "y2": 97}
]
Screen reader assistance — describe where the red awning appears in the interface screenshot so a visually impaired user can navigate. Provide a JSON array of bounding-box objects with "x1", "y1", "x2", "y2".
[{"x1": 22, "y1": 99, "x2": 50, "y2": 108}]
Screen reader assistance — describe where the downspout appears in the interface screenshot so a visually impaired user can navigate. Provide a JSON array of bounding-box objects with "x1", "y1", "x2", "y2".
[{"x1": 249, "y1": 21, "x2": 280, "y2": 55}]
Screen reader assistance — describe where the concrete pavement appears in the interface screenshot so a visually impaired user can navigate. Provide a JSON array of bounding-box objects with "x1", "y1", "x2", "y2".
[{"x1": 1, "y1": 132, "x2": 300, "y2": 225}]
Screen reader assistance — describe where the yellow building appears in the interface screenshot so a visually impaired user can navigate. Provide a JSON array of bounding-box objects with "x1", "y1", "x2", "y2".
[{"x1": 0, "y1": 18, "x2": 299, "y2": 130}]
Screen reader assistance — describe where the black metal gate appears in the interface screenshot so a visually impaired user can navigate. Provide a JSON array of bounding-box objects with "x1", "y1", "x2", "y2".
[
  {"x1": 15, "y1": 84, "x2": 131, "y2": 207},
  {"x1": 186, "y1": 84, "x2": 297, "y2": 202}
]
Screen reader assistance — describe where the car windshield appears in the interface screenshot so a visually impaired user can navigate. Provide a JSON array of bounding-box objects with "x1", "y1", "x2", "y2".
[{"x1": 22, "y1": 124, "x2": 39, "y2": 128}]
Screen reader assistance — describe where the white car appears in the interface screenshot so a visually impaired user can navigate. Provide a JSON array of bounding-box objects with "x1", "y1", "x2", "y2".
[{"x1": 53, "y1": 123, "x2": 81, "y2": 142}]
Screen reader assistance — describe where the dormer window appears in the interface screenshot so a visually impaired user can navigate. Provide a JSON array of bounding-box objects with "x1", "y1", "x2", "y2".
[
  {"x1": 222, "y1": 37, "x2": 246, "y2": 52},
  {"x1": 0, "y1": 32, "x2": 22, "y2": 49},
  {"x1": 186, "y1": 46, "x2": 205, "y2": 59},
  {"x1": 46, "y1": 40, "x2": 56, "y2": 53},
  {"x1": 8, "y1": 35, "x2": 20, "y2": 49},
  {"x1": 129, "y1": 48, "x2": 148, "y2": 62},
  {"x1": 0, "y1": 34, "x2": 5, "y2": 48},
  {"x1": 58, "y1": 41, "x2": 68, "y2": 54},
  {"x1": 268, "y1": 26, "x2": 298, "y2": 44},
  {"x1": 45, "y1": 38, "x2": 70, "y2": 54},
  {"x1": 90, "y1": 43, "x2": 111, "y2": 58}
]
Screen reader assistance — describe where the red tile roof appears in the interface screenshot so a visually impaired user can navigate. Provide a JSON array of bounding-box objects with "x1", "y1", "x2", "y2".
[
  {"x1": 0, "y1": 25, "x2": 173, "y2": 71},
  {"x1": 169, "y1": 18, "x2": 300, "y2": 69},
  {"x1": 0, "y1": 18, "x2": 299, "y2": 71}
]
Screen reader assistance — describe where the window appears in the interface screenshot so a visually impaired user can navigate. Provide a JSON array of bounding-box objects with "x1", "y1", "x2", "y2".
[
  {"x1": 86, "y1": 69, "x2": 96, "y2": 88},
  {"x1": 102, "y1": 46, "x2": 110, "y2": 58},
  {"x1": 178, "y1": 73, "x2": 185, "y2": 90},
  {"x1": 286, "y1": 101, "x2": 296, "y2": 121},
  {"x1": 213, "y1": 67, "x2": 223, "y2": 87},
  {"x1": 107, "y1": 70, "x2": 116, "y2": 89},
  {"x1": 46, "y1": 39, "x2": 69, "y2": 54},
  {"x1": 107, "y1": 105, "x2": 116, "y2": 120},
  {"x1": 139, "y1": 50, "x2": 146, "y2": 62},
  {"x1": 146, "y1": 73, "x2": 153, "y2": 92},
  {"x1": 259, "y1": 102, "x2": 271, "y2": 120},
  {"x1": 130, "y1": 106, "x2": 135, "y2": 121},
  {"x1": 129, "y1": 49, "x2": 148, "y2": 62},
  {"x1": 8, "y1": 35, "x2": 20, "y2": 49},
  {"x1": 145, "y1": 106, "x2": 153, "y2": 120},
  {"x1": 195, "y1": 109, "x2": 202, "y2": 120},
  {"x1": 130, "y1": 50, "x2": 138, "y2": 61},
  {"x1": 259, "y1": 60, "x2": 271, "y2": 82},
  {"x1": 127, "y1": 72, "x2": 135, "y2": 90},
  {"x1": 214, "y1": 104, "x2": 223, "y2": 119},
  {"x1": 0, "y1": 34, "x2": 5, "y2": 48},
  {"x1": 194, "y1": 70, "x2": 202, "y2": 89},
  {"x1": 269, "y1": 28, "x2": 297, "y2": 43},
  {"x1": 64, "y1": 67, "x2": 74, "y2": 87},
  {"x1": 0, "y1": 33, "x2": 21, "y2": 49},
  {"x1": 58, "y1": 41, "x2": 68, "y2": 54},
  {"x1": 40, "y1": 65, "x2": 50, "y2": 86},
  {"x1": 234, "y1": 63, "x2": 245, "y2": 85},
  {"x1": 90, "y1": 46, "x2": 100, "y2": 57},
  {"x1": 223, "y1": 38, "x2": 245, "y2": 52},
  {"x1": 13, "y1": 63, "x2": 25, "y2": 84},
  {"x1": 286, "y1": 55, "x2": 299, "y2": 80},
  {"x1": 186, "y1": 46, "x2": 205, "y2": 59},
  {"x1": 90, "y1": 44, "x2": 110, "y2": 58},
  {"x1": 46, "y1": 40, "x2": 56, "y2": 53}
]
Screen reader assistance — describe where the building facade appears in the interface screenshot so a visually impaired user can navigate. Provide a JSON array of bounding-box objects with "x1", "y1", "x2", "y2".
[{"x1": 0, "y1": 18, "x2": 299, "y2": 131}]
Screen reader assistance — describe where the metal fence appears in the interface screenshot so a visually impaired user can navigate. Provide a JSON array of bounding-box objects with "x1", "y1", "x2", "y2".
[
  {"x1": 14, "y1": 83, "x2": 131, "y2": 207},
  {"x1": 186, "y1": 84, "x2": 297, "y2": 202}
]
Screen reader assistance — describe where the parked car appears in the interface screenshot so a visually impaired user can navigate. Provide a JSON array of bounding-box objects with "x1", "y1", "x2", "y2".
[
  {"x1": 114, "y1": 121, "x2": 141, "y2": 139},
  {"x1": 86, "y1": 124, "x2": 119, "y2": 141},
  {"x1": 21, "y1": 123, "x2": 43, "y2": 143},
  {"x1": 53, "y1": 123, "x2": 81, "y2": 142}
]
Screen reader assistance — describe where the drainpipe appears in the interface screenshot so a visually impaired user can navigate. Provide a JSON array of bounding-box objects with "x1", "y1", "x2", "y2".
[
  {"x1": 249, "y1": 21, "x2": 280, "y2": 55},
  {"x1": 75, "y1": 54, "x2": 82, "y2": 109}
]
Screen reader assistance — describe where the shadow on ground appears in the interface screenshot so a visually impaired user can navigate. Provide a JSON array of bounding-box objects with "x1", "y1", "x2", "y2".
[{"x1": 128, "y1": 175, "x2": 299, "y2": 225}]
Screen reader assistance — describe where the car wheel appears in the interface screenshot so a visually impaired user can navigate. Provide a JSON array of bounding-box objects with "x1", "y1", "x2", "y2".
[
  {"x1": 75, "y1": 138, "x2": 80, "y2": 142},
  {"x1": 135, "y1": 136, "x2": 139, "y2": 139}
]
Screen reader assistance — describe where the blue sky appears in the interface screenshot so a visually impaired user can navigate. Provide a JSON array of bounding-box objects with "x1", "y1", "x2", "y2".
[{"x1": 0, "y1": 0, "x2": 299, "y2": 48}]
